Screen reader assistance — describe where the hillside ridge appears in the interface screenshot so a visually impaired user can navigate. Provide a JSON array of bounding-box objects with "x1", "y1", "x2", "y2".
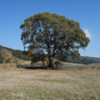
[
  {"x1": 0, "y1": 45, "x2": 30, "y2": 63},
  {"x1": 0, "y1": 45, "x2": 100, "y2": 64}
]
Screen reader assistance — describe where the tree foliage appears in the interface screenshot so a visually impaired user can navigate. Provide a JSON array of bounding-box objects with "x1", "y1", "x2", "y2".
[{"x1": 20, "y1": 12, "x2": 90, "y2": 68}]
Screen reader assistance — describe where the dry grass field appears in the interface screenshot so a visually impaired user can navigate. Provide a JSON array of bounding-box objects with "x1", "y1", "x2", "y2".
[{"x1": 0, "y1": 64, "x2": 100, "y2": 100}]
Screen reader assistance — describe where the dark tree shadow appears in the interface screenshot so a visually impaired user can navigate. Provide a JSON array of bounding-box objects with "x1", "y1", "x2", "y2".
[{"x1": 24, "y1": 66, "x2": 49, "y2": 70}]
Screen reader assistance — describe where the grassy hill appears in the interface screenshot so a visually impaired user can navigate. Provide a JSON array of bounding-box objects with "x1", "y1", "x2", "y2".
[{"x1": 0, "y1": 45, "x2": 30, "y2": 63}]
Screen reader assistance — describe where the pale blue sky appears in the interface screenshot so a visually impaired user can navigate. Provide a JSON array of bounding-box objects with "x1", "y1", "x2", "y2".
[{"x1": 0, "y1": 0, "x2": 100, "y2": 57}]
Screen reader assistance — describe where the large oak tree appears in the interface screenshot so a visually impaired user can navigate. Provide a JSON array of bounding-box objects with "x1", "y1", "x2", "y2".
[{"x1": 20, "y1": 12, "x2": 90, "y2": 68}]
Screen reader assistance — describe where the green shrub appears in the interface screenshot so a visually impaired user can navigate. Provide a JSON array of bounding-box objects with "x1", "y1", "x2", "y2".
[
  {"x1": 54, "y1": 61, "x2": 62, "y2": 69},
  {"x1": 91, "y1": 66, "x2": 95, "y2": 69},
  {"x1": 5, "y1": 58, "x2": 10, "y2": 63},
  {"x1": 16, "y1": 64, "x2": 22, "y2": 68},
  {"x1": 91, "y1": 65, "x2": 100, "y2": 70}
]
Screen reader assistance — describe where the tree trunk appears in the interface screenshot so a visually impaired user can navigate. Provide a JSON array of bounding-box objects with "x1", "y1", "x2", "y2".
[
  {"x1": 48, "y1": 46, "x2": 54, "y2": 68},
  {"x1": 48, "y1": 57, "x2": 54, "y2": 68},
  {"x1": 56, "y1": 65, "x2": 58, "y2": 69}
]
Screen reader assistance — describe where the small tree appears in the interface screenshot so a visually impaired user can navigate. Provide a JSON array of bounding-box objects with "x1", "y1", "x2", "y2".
[
  {"x1": 54, "y1": 61, "x2": 62, "y2": 69},
  {"x1": 5, "y1": 58, "x2": 11, "y2": 63},
  {"x1": 41, "y1": 57, "x2": 47, "y2": 67},
  {"x1": 20, "y1": 12, "x2": 90, "y2": 68}
]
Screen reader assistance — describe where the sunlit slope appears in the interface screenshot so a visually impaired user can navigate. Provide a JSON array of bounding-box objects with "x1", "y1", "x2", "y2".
[{"x1": 0, "y1": 45, "x2": 30, "y2": 63}]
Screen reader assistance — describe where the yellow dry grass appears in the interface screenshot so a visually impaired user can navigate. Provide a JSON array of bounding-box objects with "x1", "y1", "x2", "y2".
[{"x1": 0, "y1": 66, "x2": 100, "y2": 100}]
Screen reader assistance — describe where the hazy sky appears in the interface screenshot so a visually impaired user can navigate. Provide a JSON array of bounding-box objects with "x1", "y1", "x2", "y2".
[{"x1": 0, "y1": 0, "x2": 100, "y2": 57}]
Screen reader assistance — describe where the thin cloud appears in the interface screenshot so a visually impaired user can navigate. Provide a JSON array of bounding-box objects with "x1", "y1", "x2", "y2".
[
  {"x1": 83, "y1": 29, "x2": 93, "y2": 38},
  {"x1": 89, "y1": 56, "x2": 100, "y2": 58},
  {"x1": 80, "y1": 54, "x2": 84, "y2": 56}
]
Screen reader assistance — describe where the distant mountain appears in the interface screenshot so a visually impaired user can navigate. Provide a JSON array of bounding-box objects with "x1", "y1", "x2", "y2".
[
  {"x1": 55, "y1": 55, "x2": 100, "y2": 64},
  {"x1": 76, "y1": 56, "x2": 100, "y2": 64}
]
